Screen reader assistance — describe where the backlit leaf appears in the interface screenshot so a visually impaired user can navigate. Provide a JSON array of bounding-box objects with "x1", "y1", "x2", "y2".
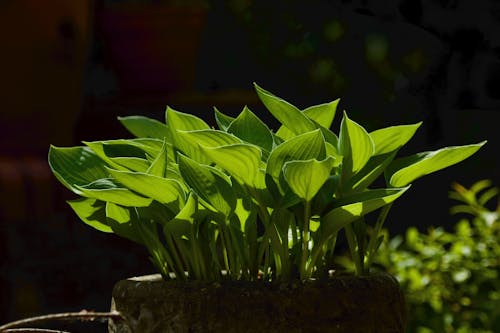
[
  {"x1": 227, "y1": 106, "x2": 274, "y2": 152},
  {"x1": 254, "y1": 83, "x2": 316, "y2": 135},
  {"x1": 48, "y1": 145, "x2": 109, "y2": 195},
  {"x1": 118, "y1": 115, "x2": 170, "y2": 140},
  {"x1": 387, "y1": 141, "x2": 487, "y2": 187},
  {"x1": 201, "y1": 143, "x2": 262, "y2": 187},
  {"x1": 370, "y1": 122, "x2": 422, "y2": 155},
  {"x1": 67, "y1": 198, "x2": 111, "y2": 233},
  {"x1": 283, "y1": 157, "x2": 335, "y2": 201}
]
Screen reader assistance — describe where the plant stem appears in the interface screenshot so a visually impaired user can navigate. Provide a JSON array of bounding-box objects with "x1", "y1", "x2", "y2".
[
  {"x1": 300, "y1": 201, "x2": 312, "y2": 280},
  {"x1": 345, "y1": 223, "x2": 364, "y2": 275},
  {"x1": 364, "y1": 203, "x2": 393, "y2": 271}
]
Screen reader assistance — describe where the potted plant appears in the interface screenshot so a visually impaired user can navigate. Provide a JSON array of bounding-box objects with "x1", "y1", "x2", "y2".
[{"x1": 48, "y1": 83, "x2": 485, "y2": 332}]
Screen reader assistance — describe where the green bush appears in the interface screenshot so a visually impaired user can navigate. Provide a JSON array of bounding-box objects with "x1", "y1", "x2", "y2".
[{"x1": 376, "y1": 180, "x2": 500, "y2": 333}]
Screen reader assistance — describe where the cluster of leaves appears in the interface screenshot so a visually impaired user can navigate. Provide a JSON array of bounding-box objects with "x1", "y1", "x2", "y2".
[
  {"x1": 48, "y1": 83, "x2": 485, "y2": 281},
  {"x1": 376, "y1": 180, "x2": 500, "y2": 333}
]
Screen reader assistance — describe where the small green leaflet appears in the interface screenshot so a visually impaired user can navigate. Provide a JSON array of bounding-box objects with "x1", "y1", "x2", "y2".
[
  {"x1": 68, "y1": 198, "x2": 111, "y2": 233},
  {"x1": 226, "y1": 106, "x2": 274, "y2": 152}
]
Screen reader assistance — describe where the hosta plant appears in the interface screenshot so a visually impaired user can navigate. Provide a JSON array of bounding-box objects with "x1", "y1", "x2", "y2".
[{"x1": 48, "y1": 83, "x2": 486, "y2": 281}]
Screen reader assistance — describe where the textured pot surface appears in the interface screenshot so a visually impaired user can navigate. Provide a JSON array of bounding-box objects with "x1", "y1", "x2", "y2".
[{"x1": 109, "y1": 273, "x2": 406, "y2": 333}]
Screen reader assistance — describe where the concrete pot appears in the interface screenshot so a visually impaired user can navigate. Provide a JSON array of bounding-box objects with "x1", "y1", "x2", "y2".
[{"x1": 109, "y1": 273, "x2": 406, "y2": 333}]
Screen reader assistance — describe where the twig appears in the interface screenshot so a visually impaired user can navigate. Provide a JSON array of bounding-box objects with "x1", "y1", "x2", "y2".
[
  {"x1": 3, "y1": 329, "x2": 70, "y2": 333},
  {"x1": 0, "y1": 310, "x2": 124, "y2": 331}
]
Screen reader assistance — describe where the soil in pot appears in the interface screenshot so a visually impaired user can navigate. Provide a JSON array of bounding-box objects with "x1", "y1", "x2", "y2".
[{"x1": 109, "y1": 273, "x2": 406, "y2": 333}]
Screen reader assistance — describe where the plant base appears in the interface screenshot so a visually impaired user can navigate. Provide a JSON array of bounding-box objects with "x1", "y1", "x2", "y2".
[{"x1": 109, "y1": 273, "x2": 406, "y2": 333}]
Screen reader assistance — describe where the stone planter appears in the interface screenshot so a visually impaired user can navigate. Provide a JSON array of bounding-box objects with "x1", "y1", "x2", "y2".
[{"x1": 109, "y1": 273, "x2": 406, "y2": 333}]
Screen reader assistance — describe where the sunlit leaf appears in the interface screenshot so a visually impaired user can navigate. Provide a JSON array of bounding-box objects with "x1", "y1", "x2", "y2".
[
  {"x1": 75, "y1": 178, "x2": 152, "y2": 207},
  {"x1": 339, "y1": 112, "x2": 374, "y2": 179},
  {"x1": 386, "y1": 141, "x2": 486, "y2": 187},
  {"x1": 177, "y1": 153, "x2": 235, "y2": 216},
  {"x1": 201, "y1": 143, "x2": 262, "y2": 187},
  {"x1": 370, "y1": 122, "x2": 422, "y2": 155},
  {"x1": 266, "y1": 129, "x2": 326, "y2": 183},
  {"x1": 227, "y1": 106, "x2": 274, "y2": 152},
  {"x1": 254, "y1": 83, "x2": 316, "y2": 135},
  {"x1": 322, "y1": 187, "x2": 410, "y2": 236},
  {"x1": 283, "y1": 157, "x2": 335, "y2": 201},
  {"x1": 214, "y1": 107, "x2": 236, "y2": 131},
  {"x1": 48, "y1": 145, "x2": 109, "y2": 195},
  {"x1": 108, "y1": 168, "x2": 186, "y2": 206},
  {"x1": 67, "y1": 198, "x2": 111, "y2": 233},
  {"x1": 118, "y1": 115, "x2": 170, "y2": 141}
]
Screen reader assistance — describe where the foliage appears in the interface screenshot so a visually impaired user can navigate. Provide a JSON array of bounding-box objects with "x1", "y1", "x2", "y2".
[
  {"x1": 375, "y1": 180, "x2": 500, "y2": 333},
  {"x1": 48, "y1": 83, "x2": 485, "y2": 281}
]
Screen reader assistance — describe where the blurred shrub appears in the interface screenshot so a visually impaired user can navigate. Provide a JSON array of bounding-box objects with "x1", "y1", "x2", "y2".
[{"x1": 376, "y1": 180, "x2": 500, "y2": 333}]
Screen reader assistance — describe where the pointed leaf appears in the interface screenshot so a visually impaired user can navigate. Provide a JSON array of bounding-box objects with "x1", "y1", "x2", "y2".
[
  {"x1": 108, "y1": 168, "x2": 186, "y2": 205},
  {"x1": 387, "y1": 141, "x2": 487, "y2": 187},
  {"x1": 75, "y1": 178, "x2": 152, "y2": 207},
  {"x1": 322, "y1": 187, "x2": 410, "y2": 236},
  {"x1": 283, "y1": 157, "x2": 335, "y2": 201},
  {"x1": 227, "y1": 106, "x2": 274, "y2": 152},
  {"x1": 68, "y1": 198, "x2": 112, "y2": 233},
  {"x1": 214, "y1": 107, "x2": 235, "y2": 131},
  {"x1": 147, "y1": 140, "x2": 169, "y2": 177},
  {"x1": 105, "y1": 201, "x2": 131, "y2": 224},
  {"x1": 177, "y1": 129, "x2": 242, "y2": 148},
  {"x1": 177, "y1": 154, "x2": 235, "y2": 216},
  {"x1": 113, "y1": 157, "x2": 150, "y2": 173},
  {"x1": 118, "y1": 115, "x2": 170, "y2": 140},
  {"x1": 266, "y1": 129, "x2": 326, "y2": 183},
  {"x1": 166, "y1": 106, "x2": 211, "y2": 163},
  {"x1": 302, "y1": 99, "x2": 339, "y2": 129},
  {"x1": 370, "y1": 122, "x2": 422, "y2": 155},
  {"x1": 201, "y1": 143, "x2": 262, "y2": 187},
  {"x1": 339, "y1": 112, "x2": 374, "y2": 178},
  {"x1": 48, "y1": 145, "x2": 109, "y2": 195},
  {"x1": 254, "y1": 83, "x2": 316, "y2": 135},
  {"x1": 343, "y1": 151, "x2": 397, "y2": 192}
]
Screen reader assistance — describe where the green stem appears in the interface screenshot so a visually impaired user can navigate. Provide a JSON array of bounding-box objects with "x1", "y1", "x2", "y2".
[
  {"x1": 364, "y1": 203, "x2": 393, "y2": 272},
  {"x1": 345, "y1": 223, "x2": 364, "y2": 275},
  {"x1": 300, "y1": 201, "x2": 312, "y2": 280}
]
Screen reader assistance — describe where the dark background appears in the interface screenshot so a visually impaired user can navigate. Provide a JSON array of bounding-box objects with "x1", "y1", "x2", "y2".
[{"x1": 1, "y1": 0, "x2": 499, "y2": 331}]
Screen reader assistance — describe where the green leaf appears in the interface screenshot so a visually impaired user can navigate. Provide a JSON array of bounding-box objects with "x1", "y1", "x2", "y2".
[
  {"x1": 166, "y1": 106, "x2": 210, "y2": 131},
  {"x1": 108, "y1": 168, "x2": 186, "y2": 206},
  {"x1": 166, "y1": 106, "x2": 211, "y2": 163},
  {"x1": 283, "y1": 157, "x2": 335, "y2": 201},
  {"x1": 386, "y1": 141, "x2": 487, "y2": 187},
  {"x1": 67, "y1": 198, "x2": 112, "y2": 233},
  {"x1": 177, "y1": 153, "x2": 235, "y2": 216},
  {"x1": 302, "y1": 99, "x2": 339, "y2": 129},
  {"x1": 177, "y1": 129, "x2": 242, "y2": 148},
  {"x1": 370, "y1": 122, "x2": 422, "y2": 155},
  {"x1": 105, "y1": 201, "x2": 131, "y2": 224},
  {"x1": 83, "y1": 139, "x2": 163, "y2": 170},
  {"x1": 118, "y1": 115, "x2": 170, "y2": 140},
  {"x1": 339, "y1": 112, "x2": 374, "y2": 178},
  {"x1": 214, "y1": 107, "x2": 235, "y2": 131},
  {"x1": 254, "y1": 83, "x2": 316, "y2": 135},
  {"x1": 322, "y1": 187, "x2": 410, "y2": 236},
  {"x1": 227, "y1": 106, "x2": 274, "y2": 152},
  {"x1": 343, "y1": 151, "x2": 398, "y2": 193},
  {"x1": 147, "y1": 140, "x2": 169, "y2": 177},
  {"x1": 200, "y1": 144, "x2": 262, "y2": 187},
  {"x1": 75, "y1": 178, "x2": 153, "y2": 207},
  {"x1": 266, "y1": 129, "x2": 326, "y2": 183},
  {"x1": 112, "y1": 157, "x2": 150, "y2": 173},
  {"x1": 48, "y1": 145, "x2": 109, "y2": 195}
]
